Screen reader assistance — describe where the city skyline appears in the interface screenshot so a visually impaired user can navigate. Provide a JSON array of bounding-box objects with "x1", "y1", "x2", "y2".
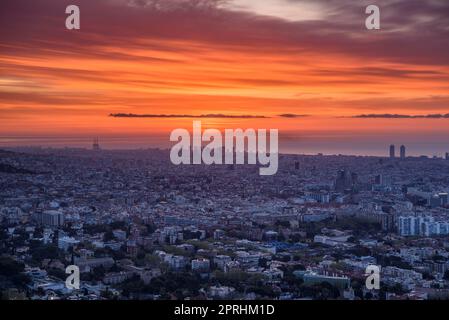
[{"x1": 3, "y1": 136, "x2": 449, "y2": 159}]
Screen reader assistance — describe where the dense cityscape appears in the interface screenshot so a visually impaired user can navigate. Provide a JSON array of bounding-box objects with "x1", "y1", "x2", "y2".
[{"x1": 1, "y1": 143, "x2": 449, "y2": 300}]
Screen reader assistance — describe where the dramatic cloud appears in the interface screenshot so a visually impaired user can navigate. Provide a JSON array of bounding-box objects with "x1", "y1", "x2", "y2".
[
  {"x1": 278, "y1": 114, "x2": 309, "y2": 118},
  {"x1": 0, "y1": 0, "x2": 449, "y2": 150},
  {"x1": 351, "y1": 113, "x2": 449, "y2": 119},
  {"x1": 110, "y1": 113, "x2": 313, "y2": 118},
  {"x1": 109, "y1": 113, "x2": 268, "y2": 118},
  {"x1": 1, "y1": 0, "x2": 449, "y2": 64}
]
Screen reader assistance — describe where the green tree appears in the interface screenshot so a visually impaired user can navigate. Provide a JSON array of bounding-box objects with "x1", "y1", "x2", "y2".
[{"x1": 0, "y1": 256, "x2": 25, "y2": 276}]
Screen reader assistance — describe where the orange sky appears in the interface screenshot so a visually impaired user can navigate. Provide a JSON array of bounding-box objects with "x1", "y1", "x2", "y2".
[{"x1": 1, "y1": 0, "x2": 449, "y2": 154}]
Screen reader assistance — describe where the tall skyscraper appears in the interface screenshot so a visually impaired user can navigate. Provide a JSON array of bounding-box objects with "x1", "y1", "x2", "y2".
[
  {"x1": 93, "y1": 137, "x2": 101, "y2": 151},
  {"x1": 446, "y1": 152, "x2": 449, "y2": 160},
  {"x1": 389, "y1": 145, "x2": 395, "y2": 158},
  {"x1": 400, "y1": 145, "x2": 406, "y2": 159}
]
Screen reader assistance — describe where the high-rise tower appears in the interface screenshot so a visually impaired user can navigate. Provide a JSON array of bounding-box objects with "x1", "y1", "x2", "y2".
[
  {"x1": 389, "y1": 145, "x2": 395, "y2": 158},
  {"x1": 92, "y1": 137, "x2": 101, "y2": 151},
  {"x1": 400, "y1": 145, "x2": 406, "y2": 159}
]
